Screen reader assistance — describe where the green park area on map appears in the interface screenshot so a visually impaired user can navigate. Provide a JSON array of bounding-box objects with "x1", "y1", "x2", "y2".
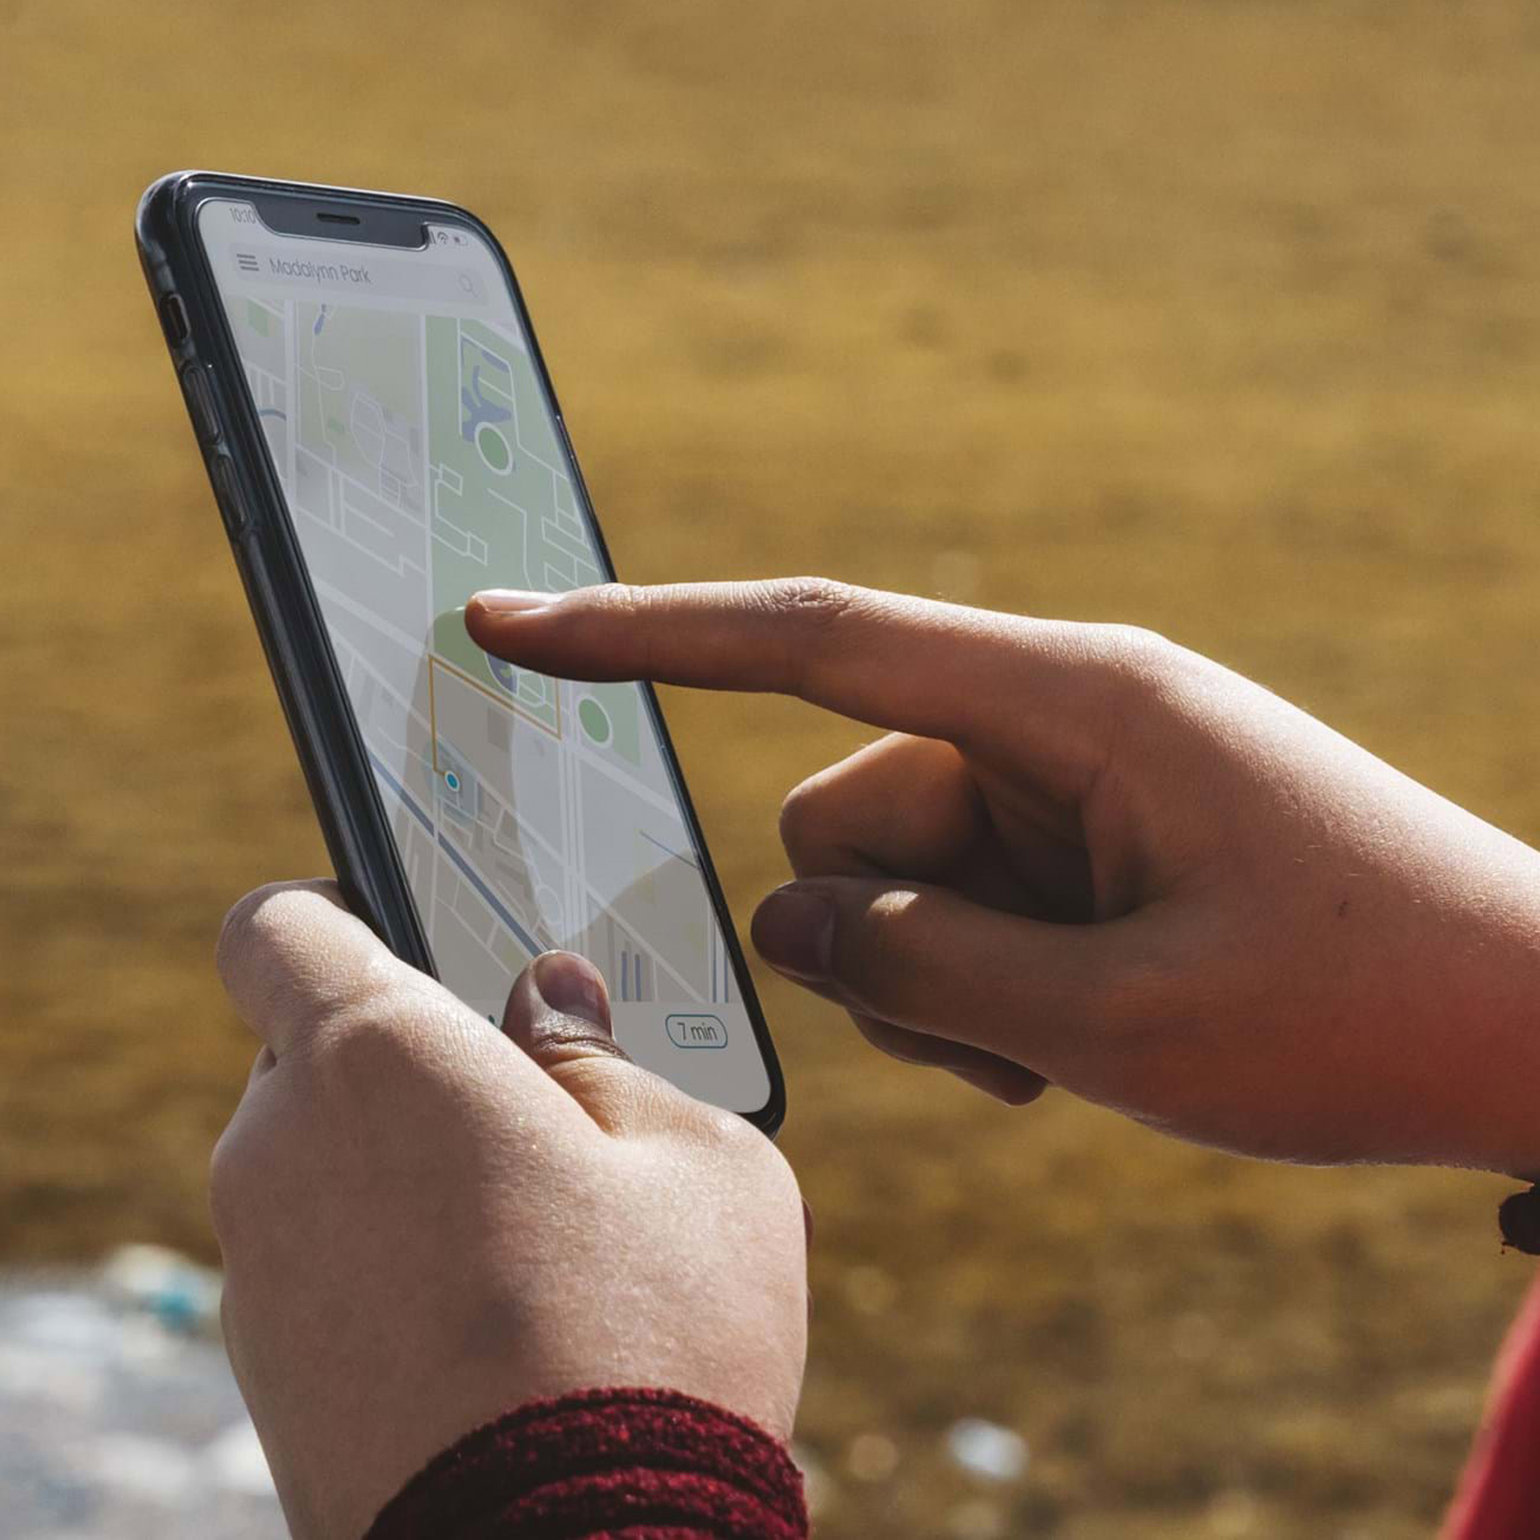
[{"x1": 423, "y1": 316, "x2": 640, "y2": 762}]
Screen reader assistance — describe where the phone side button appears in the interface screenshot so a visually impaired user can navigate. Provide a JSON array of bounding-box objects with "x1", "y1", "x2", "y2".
[
  {"x1": 181, "y1": 365, "x2": 221, "y2": 445},
  {"x1": 209, "y1": 455, "x2": 249, "y2": 537},
  {"x1": 159, "y1": 293, "x2": 190, "y2": 347}
]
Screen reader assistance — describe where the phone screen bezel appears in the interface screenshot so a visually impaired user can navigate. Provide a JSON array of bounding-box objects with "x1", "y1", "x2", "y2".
[{"x1": 137, "y1": 170, "x2": 786, "y2": 1135}]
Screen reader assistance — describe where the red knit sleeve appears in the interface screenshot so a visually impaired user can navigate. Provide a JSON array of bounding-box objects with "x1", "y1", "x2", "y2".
[
  {"x1": 363, "y1": 1387, "x2": 810, "y2": 1540},
  {"x1": 1441, "y1": 1272, "x2": 1540, "y2": 1540}
]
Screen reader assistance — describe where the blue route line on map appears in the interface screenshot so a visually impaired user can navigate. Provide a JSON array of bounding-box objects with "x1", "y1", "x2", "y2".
[{"x1": 368, "y1": 750, "x2": 542, "y2": 957}]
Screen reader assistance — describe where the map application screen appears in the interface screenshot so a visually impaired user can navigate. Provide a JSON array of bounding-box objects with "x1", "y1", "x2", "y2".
[{"x1": 198, "y1": 198, "x2": 771, "y2": 1114}]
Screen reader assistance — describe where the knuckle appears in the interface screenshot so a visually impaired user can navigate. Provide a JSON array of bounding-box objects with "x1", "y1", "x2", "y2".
[
  {"x1": 317, "y1": 978, "x2": 436, "y2": 1072},
  {"x1": 739, "y1": 579, "x2": 862, "y2": 699},
  {"x1": 1092, "y1": 625, "x2": 1215, "y2": 714},
  {"x1": 597, "y1": 582, "x2": 669, "y2": 678},
  {"x1": 678, "y1": 1096, "x2": 767, "y2": 1158},
  {"x1": 214, "y1": 883, "x2": 285, "y2": 984},
  {"x1": 1080, "y1": 625, "x2": 1203, "y2": 769},
  {"x1": 214, "y1": 880, "x2": 339, "y2": 993},
  {"x1": 1097, "y1": 623, "x2": 1179, "y2": 686},
  {"x1": 758, "y1": 576, "x2": 859, "y2": 637},
  {"x1": 531, "y1": 1032, "x2": 634, "y2": 1079},
  {"x1": 593, "y1": 580, "x2": 646, "y2": 620},
  {"x1": 321, "y1": 984, "x2": 499, "y2": 1111},
  {"x1": 715, "y1": 1104, "x2": 766, "y2": 1154},
  {"x1": 758, "y1": 576, "x2": 861, "y2": 698},
  {"x1": 777, "y1": 773, "x2": 833, "y2": 864},
  {"x1": 758, "y1": 576, "x2": 859, "y2": 646}
]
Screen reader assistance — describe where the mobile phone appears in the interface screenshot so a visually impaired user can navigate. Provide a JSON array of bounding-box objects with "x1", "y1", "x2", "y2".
[{"x1": 136, "y1": 171, "x2": 784, "y2": 1133}]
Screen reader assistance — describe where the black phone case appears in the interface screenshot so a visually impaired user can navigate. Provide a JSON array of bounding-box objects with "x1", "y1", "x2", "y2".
[{"x1": 136, "y1": 170, "x2": 785, "y2": 1135}]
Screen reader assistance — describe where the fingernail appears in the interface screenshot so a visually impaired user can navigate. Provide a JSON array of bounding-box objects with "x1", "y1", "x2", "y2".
[
  {"x1": 530, "y1": 951, "x2": 609, "y2": 1028},
  {"x1": 471, "y1": 589, "x2": 559, "y2": 614},
  {"x1": 752, "y1": 886, "x2": 835, "y2": 980}
]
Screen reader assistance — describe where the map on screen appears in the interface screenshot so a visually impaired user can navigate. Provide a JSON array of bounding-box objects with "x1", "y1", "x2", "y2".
[{"x1": 199, "y1": 201, "x2": 770, "y2": 1112}]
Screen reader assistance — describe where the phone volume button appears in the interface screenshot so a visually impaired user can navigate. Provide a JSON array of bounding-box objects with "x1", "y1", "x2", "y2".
[
  {"x1": 180, "y1": 365, "x2": 221, "y2": 445},
  {"x1": 209, "y1": 455, "x2": 249, "y2": 537}
]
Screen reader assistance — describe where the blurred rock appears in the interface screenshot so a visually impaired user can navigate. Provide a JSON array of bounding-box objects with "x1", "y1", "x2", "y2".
[
  {"x1": 3, "y1": 1290, "x2": 121, "y2": 1358},
  {"x1": 101, "y1": 1246, "x2": 222, "y2": 1338},
  {"x1": 945, "y1": 1417, "x2": 1028, "y2": 1483},
  {"x1": 0, "y1": 1268, "x2": 280, "y2": 1538}
]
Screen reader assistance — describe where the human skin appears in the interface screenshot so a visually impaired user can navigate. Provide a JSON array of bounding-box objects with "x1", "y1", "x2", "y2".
[
  {"x1": 466, "y1": 577, "x2": 1540, "y2": 1176},
  {"x1": 211, "y1": 884, "x2": 807, "y2": 1540}
]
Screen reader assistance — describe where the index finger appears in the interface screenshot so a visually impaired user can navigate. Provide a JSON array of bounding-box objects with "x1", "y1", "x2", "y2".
[
  {"x1": 215, "y1": 880, "x2": 431, "y2": 1058},
  {"x1": 464, "y1": 577, "x2": 1104, "y2": 755},
  {"x1": 216, "y1": 884, "x2": 599, "y2": 1135}
]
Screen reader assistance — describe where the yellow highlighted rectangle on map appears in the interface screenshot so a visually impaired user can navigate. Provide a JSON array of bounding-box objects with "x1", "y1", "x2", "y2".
[{"x1": 427, "y1": 653, "x2": 562, "y2": 779}]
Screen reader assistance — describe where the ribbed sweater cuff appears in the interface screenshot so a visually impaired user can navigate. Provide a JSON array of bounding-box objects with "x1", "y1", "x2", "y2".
[{"x1": 364, "y1": 1386, "x2": 809, "y2": 1539}]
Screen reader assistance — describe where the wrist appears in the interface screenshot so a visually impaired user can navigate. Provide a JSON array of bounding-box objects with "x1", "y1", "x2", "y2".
[{"x1": 1411, "y1": 843, "x2": 1540, "y2": 1177}]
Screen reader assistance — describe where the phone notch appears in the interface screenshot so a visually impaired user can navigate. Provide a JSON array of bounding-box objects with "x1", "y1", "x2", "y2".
[{"x1": 249, "y1": 194, "x2": 428, "y2": 249}]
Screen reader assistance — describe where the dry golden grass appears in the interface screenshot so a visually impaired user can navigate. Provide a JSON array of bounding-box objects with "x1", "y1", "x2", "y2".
[{"x1": 5, "y1": 2, "x2": 1540, "y2": 1533}]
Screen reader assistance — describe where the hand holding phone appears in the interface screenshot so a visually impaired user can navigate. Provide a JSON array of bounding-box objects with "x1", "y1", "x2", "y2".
[{"x1": 211, "y1": 881, "x2": 806, "y2": 1538}]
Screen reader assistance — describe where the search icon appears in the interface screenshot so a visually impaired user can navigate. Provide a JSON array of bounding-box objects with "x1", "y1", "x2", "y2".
[{"x1": 457, "y1": 271, "x2": 479, "y2": 297}]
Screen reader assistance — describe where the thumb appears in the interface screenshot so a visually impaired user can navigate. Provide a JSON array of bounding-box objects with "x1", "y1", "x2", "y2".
[
  {"x1": 750, "y1": 876, "x2": 1124, "y2": 1073},
  {"x1": 502, "y1": 951, "x2": 669, "y2": 1133}
]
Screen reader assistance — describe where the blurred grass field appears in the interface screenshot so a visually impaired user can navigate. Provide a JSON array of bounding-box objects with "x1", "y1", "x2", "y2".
[{"x1": 5, "y1": 2, "x2": 1540, "y2": 1534}]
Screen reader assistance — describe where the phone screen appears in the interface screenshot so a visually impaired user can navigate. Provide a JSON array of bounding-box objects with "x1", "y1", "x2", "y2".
[{"x1": 196, "y1": 197, "x2": 771, "y2": 1115}]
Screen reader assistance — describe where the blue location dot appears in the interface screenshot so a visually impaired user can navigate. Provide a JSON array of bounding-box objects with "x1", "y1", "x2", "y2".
[{"x1": 444, "y1": 771, "x2": 461, "y2": 792}]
